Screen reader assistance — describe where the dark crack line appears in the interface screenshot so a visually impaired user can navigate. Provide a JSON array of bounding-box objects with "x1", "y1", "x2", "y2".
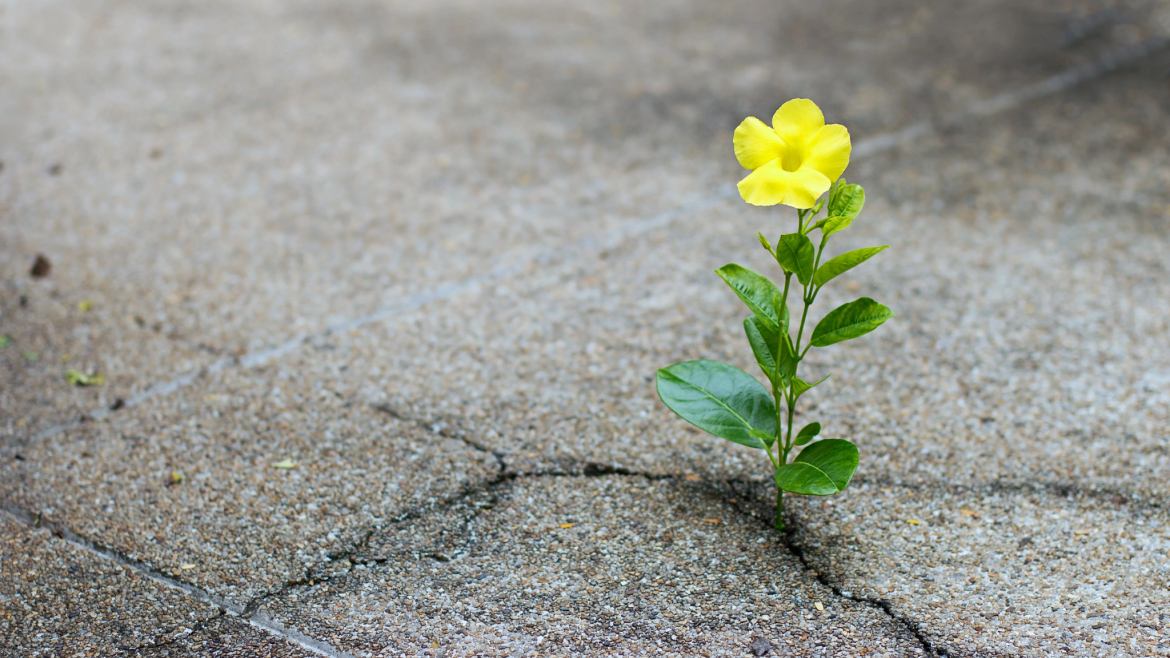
[
  {"x1": 0, "y1": 500, "x2": 358, "y2": 658},
  {"x1": 134, "y1": 608, "x2": 227, "y2": 654},
  {"x1": 716, "y1": 482, "x2": 944, "y2": 657},
  {"x1": 372, "y1": 402, "x2": 507, "y2": 475}
]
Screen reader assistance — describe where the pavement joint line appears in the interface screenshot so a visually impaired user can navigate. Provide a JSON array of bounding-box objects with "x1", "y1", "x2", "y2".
[
  {"x1": 22, "y1": 35, "x2": 1170, "y2": 451},
  {"x1": 0, "y1": 500, "x2": 359, "y2": 658}
]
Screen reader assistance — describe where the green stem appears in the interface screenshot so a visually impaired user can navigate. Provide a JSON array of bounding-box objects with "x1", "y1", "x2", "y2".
[
  {"x1": 772, "y1": 272, "x2": 792, "y2": 462},
  {"x1": 775, "y1": 487, "x2": 785, "y2": 531}
]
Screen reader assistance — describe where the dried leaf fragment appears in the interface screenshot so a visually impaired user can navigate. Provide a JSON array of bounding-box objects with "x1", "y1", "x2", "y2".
[
  {"x1": 684, "y1": 474, "x2": 702, "y2": 481},
  {"x1": 77, "y1": 300, "x2": 93, "y2": 312},
  {"x1": 559, "y1": 523, "x2": 575, "y2": 529},
  {"x1": 272, "y1": 458, "x2": 298, "y2": 469},
  {"x1": 959, "y1": 509, "x2": 980, "y2": 518},
  {"x1": 907, "y1": 519, "x2": 922, "y2": 525},
  {"x1": 65, "y1": 370, "x2": 104, "y2": 386},
  {"x1": 703, "y1": 518, "x2": 721, "y2": 524}
]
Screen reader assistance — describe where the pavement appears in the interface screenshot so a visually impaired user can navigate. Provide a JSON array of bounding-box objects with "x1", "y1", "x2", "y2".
[{"x1": 2, "y1": 0, "x2": 1169, "y2": 656}]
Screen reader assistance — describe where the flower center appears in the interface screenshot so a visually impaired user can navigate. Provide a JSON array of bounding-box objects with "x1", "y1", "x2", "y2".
[{"x1": 779, "y1": 144, "x2": 805, "y2": 173}]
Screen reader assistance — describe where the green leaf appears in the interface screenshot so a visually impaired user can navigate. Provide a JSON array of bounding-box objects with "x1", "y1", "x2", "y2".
[
  {"x1": 829, "y1": 183, "x2": 865, "y2": 220},
  {"x1": 813, "y1": 246, "x2": 888, "y2": 288},
  {"x1": 656, "y1": 360, "x2": 777, "y2": 449},
  {"x1": 794, "y1": 422, "x2": 821, "y2": 446},
  {"x1": 774, "y1": 233, "x2": 816, "y2": 286},
  {"x1": 810, "y1": 297, "x2": 894, "y2": 347},
  {"x1": 715, "y1": 264, "x2": 782, "y2": 332},
  {"x1": 774, "y1": 439, "x2": 859, "y2": 496},
  {"x1": 816, "y1": 216, "x2": 853, "y2": 237},
  {"x1": 743, "y1": 317, "x2": 778, "y2": 384},
  {"x1": 747, "y1": 316, "x2": 798, "y2": 386},
  {"x1": 749, "y1": 428, "x2": 776, "y2": 446},
  {"x1": 791, "y1": 374, "x2": 829, "y2": 400}
]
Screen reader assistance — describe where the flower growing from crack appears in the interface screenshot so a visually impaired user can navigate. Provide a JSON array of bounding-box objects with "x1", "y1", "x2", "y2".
[
  {"x1": 733, "y1": 98, "x2": 851, "y2": 208},
  {"x1": 658, "y1": 96, "x2": 892, "y2": 533}
]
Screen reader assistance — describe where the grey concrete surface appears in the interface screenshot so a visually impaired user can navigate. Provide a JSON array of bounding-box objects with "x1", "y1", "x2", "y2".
[
  {"x1": 3, "y1": 0, "x2": 1170, "y2": 656},
  {"x1": 0, "y1": 513, "x2": 224, "y2": 656}
]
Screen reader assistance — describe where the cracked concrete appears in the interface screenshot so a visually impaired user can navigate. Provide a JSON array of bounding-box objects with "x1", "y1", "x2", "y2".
[{"x1": 4, "y1": 0, "x2": 1170, "y2": 655}]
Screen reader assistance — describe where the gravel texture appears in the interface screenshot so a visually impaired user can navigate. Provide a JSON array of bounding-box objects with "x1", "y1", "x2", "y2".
[
  {"x1": 0, "y1": 513, "x2": 222, "y2": 656},
  {"x1": 137, "y1": 615, "x2": 315, "y2": 658},
  {"x1": 777, "y1": 482, "x2": 1170, "y2": 657},
  {"x1": 0, "y1": 366, "x2": 499, "y2": 603},
  {"x1": 261, "y1": 475, "x2": 926, "y2": 657},
  {"x1": 1, "y1": 0, "x2": 1169, "y2": 655}
]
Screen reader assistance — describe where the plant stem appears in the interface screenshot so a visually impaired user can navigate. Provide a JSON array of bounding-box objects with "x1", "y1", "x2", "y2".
[{"x1": 775, "y1": 487, "x2": 785, "y2": 531}]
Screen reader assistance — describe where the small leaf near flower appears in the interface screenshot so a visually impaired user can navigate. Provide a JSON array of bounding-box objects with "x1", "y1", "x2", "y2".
[
  {"x1": 774, "y1": 233, "x2": 816, "y2": 285},
  {"x1": 813, "y1": 246, "x2": 888, "y2": 288},
  {"x1": 828, "y1": 183, "x2": 865, "y2": 219},
  {"x1": 810, "y1": 298, "x2": 894, "y2": 347}
]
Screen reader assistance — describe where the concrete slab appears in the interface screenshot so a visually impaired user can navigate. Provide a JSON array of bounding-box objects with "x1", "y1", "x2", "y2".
[
  {"x1": 0, "y1": 0, "x2": 1116, "y2": 439},
  {"x1": 261, "y1": 475, "x2": 927, "y2": 657},
  {"x1": 2, "y1": 0, "x2": 1169, "y2": 655},
  {"x1": 0, "y1": 512, "x2": 222, "y2": 656},
  {"x1": 780, "y1": 482, "x2": 1170, "y2": 656},
  {"x1": 0, "y1": 363, "x2": 498, "y2": 603}
]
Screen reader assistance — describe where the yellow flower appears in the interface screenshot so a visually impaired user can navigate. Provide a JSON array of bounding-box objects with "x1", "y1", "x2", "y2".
[{"x1": 733, "y1": 99, "x2": 851, "y2": 209}]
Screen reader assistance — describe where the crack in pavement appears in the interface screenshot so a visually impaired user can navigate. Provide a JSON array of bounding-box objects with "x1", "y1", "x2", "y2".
[
  {"x1": 0, "y1": 501, "x2": 359, "y2": 658},
  {"x1": 134, "y1": 609, "x2": 227, "y2": 654},
  {"x1": 715, "y1": 481, "x2": 943, "y2": 656},
  {"x1": 8, "y1": 34, "x2": 1170, "y2": 657},
  {"x1": 18, "y1": 35, "x2": 1169, "y2": 451}
]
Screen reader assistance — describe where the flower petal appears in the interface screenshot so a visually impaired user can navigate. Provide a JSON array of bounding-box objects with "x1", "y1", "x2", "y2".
[
  {"x1": 804, "y1": 124, "x2": 851, "y2": 182},
  {"x1": 738, "y1": 160, "x2": 830, "y2": 209},
  {"x1": 771, "y1": 99, "x2": 825, "y2": 150},
  {"x1": 781, "y1": 167, "x2": 832, "y2": 208},
  {"x1": 733, "y1": 117, "x2": 785, "y2": 170}
]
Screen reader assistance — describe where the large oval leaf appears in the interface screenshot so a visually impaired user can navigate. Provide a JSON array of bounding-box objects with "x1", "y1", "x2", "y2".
[
  {"x1": 809, "y1": 297, "x2": 894, "y2": 347},
  {"x1": 715, "y1": 264, "x2": 782, "y2": 332},
  {"x1": 774, "y1": 438, "x2": 859, "y2": 495},
  {"x1": 774, "y1": 233, "x2": 815, "y2": 286},
  {"x1": 656, "y1": 360, "x2": 776, "y2": 449},
  {"x1": 813, "y1": 246, "x2": 888, "y2": 288}
]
